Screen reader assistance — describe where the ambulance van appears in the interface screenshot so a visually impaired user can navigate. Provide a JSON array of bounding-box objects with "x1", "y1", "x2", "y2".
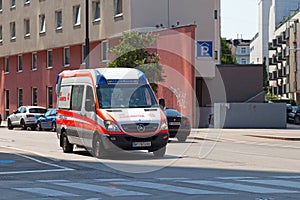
[{"x1": 56, "y1": 68, "x2": 169, "y2": 158}]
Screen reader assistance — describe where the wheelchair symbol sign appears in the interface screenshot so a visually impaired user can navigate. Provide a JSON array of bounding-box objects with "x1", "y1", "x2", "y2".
[{"x1": 197, "y1": 41, "x2": 212, "y2": 58}]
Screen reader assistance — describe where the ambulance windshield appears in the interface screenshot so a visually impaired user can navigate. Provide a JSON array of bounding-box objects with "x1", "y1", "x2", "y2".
[{"x1": 96, "y1": 84, "x2": 158, "y2": 109}]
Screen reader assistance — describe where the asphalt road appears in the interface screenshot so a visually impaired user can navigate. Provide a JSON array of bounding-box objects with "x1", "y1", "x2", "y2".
[{"x1": 0, "y1": 125, "x2": 300, "y2": 200}]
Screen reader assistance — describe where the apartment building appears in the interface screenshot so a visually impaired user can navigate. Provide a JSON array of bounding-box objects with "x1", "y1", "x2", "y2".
[
  {"x1": 268, "y1": 7, "x2": 300, "y2": 103},
  {"x1": 250, "y1": 0, "x2": 300, "y2": 65},
  {"x1": 227, "y1": 39, "x2": 251, "y2": 64},
  {"x1": 0, "y1": 0, "x2": 220, "y2": 121}
]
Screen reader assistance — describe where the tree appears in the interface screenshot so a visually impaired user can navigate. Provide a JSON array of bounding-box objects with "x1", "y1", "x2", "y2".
[
  {"x1": 108, "y1": 31, "x2": 164, "y2": 92},
  {"x1": 221, "y1": 38, "x2": 237, "y2": 64},
  {"x1": 263, "y1": 57, "x2": 269, "y2": 90}
]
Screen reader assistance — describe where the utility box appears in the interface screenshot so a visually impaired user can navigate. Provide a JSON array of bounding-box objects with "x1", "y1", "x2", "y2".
[{"x1": 213, "y1": 103, "x2": 286, "y2": 128}]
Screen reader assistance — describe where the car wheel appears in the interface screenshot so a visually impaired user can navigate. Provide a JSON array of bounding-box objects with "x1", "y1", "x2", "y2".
[
  {"x1": 51, "y1": 122, "x2": 56, "y2": 132},
  {"x1": 295, "y1": 116, "x2": 300, "y2": 125},
  {"x1": 7, "y1": 119, "x2": 13, "y2": 130},
  {"x1": 36, "y1": 122, "x2": 42, "y2": 131},
  {"x1": 20, "y1": 119, "x2": 27, "y2": 130},
  {"x1": 176, "y1": 133, "x2": 188, "y2": 142},
  {"x1": 62, "y1": 132, "x2": 73, "y2": 153},
  {"x1": 93, "y1": 136, "x2": 107, "y2": 158},
  {"x1": 153, "y1": 146, "x2": 166, "y2": 158}
]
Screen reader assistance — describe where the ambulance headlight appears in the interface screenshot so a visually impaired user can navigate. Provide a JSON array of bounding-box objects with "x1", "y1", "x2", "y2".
[
  {"x1": 160, "y1": 119, "x2": 168, "y2": 131},
  {"x1": 104, "y1": 120, "x2": 121, "y2": 132}
]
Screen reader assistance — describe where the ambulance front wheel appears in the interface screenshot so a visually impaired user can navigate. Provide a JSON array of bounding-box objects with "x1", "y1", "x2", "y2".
[
  {"x1": 61, "y1": 132, "x2": 73, "y2": 153},
  {"x1": 152, "y1": 146, "x2": 166, "y2": 158},
  {"x1": 93, "y1": 135, "x2": 108, "y2": 158}
]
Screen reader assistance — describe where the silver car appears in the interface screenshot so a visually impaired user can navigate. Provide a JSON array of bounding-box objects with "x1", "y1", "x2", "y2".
[{"x1": 7, "y1": 106, "x2": 47, "y2": 130}]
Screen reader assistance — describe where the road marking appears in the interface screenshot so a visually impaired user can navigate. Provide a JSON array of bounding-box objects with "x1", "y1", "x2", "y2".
[
  {"x1": 239, "y1": 179, "x2": 300, "y2": 189},
  {"x1": 94, "y1": 178, "x2": 128, "y2": 182},
  {"x1": 114, "y1": 181, "x2": 235, "y2": 195},
  {"x1": 0, "y1": 160, "x2": 15, "y2": 164},
  {"x1": 177, "y1": 180, "x2": 299, "y2": 194},
  {"x1": 217, "y1": 176, "x2": 256, "y2": 180},
  {"x1": 52, "y1": 182, "x2": 150, "y2": 197},
  {"x1": 272, "y1": 176, "x2": 300, "y2": 179},
  {"x1": 157, "y1": 177, "x2": 190, "y2": 181},
  {"x1": 13, "y1": 187, "x2": 79, "y2": 197},
  {"x1": 0, "y1": 146, "x2": 74, "y2": 175}
]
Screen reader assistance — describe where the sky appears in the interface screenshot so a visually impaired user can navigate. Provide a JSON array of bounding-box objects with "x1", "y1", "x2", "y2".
[{"x1": 221, "y1": 0, "x2": 259, "y2": 39}]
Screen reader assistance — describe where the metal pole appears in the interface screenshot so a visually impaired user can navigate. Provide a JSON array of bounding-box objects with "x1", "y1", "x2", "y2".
[{"x1": 85, "y1": 0, "x2": 90, "y2": 69}]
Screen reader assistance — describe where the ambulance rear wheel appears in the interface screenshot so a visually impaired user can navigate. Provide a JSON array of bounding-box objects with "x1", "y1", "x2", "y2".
[
  {"x1": 62, "y1": 133, "x2": 73, "y2": 153},
  {"x1": 93, "y1": 136, "x2": 108, "y2": 158}
]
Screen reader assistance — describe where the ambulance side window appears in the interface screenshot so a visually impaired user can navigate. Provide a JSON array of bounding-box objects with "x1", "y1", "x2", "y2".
[
  {"x1": 85, "y1": 86, "x2": 95, "y2": 112},
  {"x1": 71, "y1": 85, "x2": 84, "y2": 111}
]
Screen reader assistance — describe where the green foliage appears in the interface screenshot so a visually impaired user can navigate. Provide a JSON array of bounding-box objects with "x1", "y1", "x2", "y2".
[
  {"x1": 108, "y1": 31, "x2": 164, "y2": 92},
  {"x1": 221, "y1": 38, "x2": 237, "y2": 64},
  {"x1": 265, "y1": 91, "x2": 279, "y2": 101}
]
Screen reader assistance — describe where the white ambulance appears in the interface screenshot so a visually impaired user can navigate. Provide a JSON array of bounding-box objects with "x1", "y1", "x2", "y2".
[{"x1": 56, "y1": 68, "x2": 169, "y2": 158}]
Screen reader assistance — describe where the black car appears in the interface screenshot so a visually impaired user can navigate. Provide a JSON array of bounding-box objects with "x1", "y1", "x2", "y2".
[
  {"x1": 164, "y1": 108, "x2": 191, "y2": 142},
  {"x1": 287, "y1": 105, "x2": 300, "y2": 124}
]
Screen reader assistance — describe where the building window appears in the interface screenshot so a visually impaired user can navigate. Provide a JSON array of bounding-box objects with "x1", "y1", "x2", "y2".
[
  {"x1": 241, "y1": 58, "x2": 247, "y2": 64},
  {"x1": 24, "y1": 19, "x2": 30, "y2": 38},
  {"x1": 4, "y1": 57, "x2": 9, "y2": 73},
  {"x1": 10, "y1": 22, "x2": 16, "y2": 41},
  {"x1": 241, "y1": 47, "x2": 246, "y2": 54},
  {"x1": 47, "y1": 50, "x2": 53, "y2": 68},
  {"x1": 73, "y1": 5, "x2": 81, "y2": 26},
  {"x1": 55, "y1": 10, "x2": 62, "y2": 30},
  {"x1": 64, "y1": 47, "x2": 70, "y2": 66},
  {"x1": 32, "y1": 52, "x2": 37, "y2": 70},
  {"x1": 93, "y1": 1, "x2": 101, "y2": 21},
  {"x1": 5, "y1": 90, "x2": 9, "y2": 118},
  {"x1": 101, "y1": 40, "x2": 109, "y2": 61},
  {"x1": 24, "y1": 0, "x2": 30, "y2": 5},
  {"x1": 39, "y1": 14, "x2": 46, "y2": 34},
  {"x1": 18, "y1": 55, "x2": 22, "y2": 72},
  {"x1": 214, "y1": 10, "x2": 218, "y2": 20},
  {"x1": 0, "y1": 25, "x2": 2, "y2": 43},
  {"x1": 18, "y1": 88, "x2": 23, "y2": 107},
  {"x1": 32, "y1": 88, "x2": 37, "y2": 106},
  {"x1": 114, "y1": 0, "x2": 123, "y2": 17},
  {"x1": 214, "y1": 50, "x2": 218, "y2": 60},
  {"x1": 47, "y1": 87, "x2": 53, "y2": 108},
  {"x1": 11, "y1": 0, "x2": 16, "y2": 9}
]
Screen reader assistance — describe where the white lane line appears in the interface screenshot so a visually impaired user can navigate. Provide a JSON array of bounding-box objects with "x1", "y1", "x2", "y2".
[
  {"x1": 114, "y1": 181, "x2": 235, "y2": 195},
  {"x1": 272, "y1": 176, "x2": 300, "y2": 179},
  {"x1": 53, "y1": 182, "x2": 150, "y2": 197},
  {"x1": 0, "y1": 146, "x2": 74, "y2": 175},
  {"x1": 177, "y1": 180, "x2": 299, "y2": 194},
  {"x1": 94, "y1": 179, "x2": 128, "y2": 182},
  {"x1": 157, "y1": 177, "x2": 190, "y2": 181},
  {"x1": 13, "y1": 187, "x2": 79, "y2": 197},
  {"x1": 239, "y1": 179, "x2": 300, "y2": 189},
  {"x1": 217, "y1": 177, "x2": 257, "y2": 180}
]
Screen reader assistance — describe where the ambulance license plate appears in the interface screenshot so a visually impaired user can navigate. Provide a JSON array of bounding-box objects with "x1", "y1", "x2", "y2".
[{"x1": 132, "y1": 141, "x2": 151, "y2": 147}]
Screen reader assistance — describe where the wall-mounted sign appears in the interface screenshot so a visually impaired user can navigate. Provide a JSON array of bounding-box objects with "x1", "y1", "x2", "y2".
[{"x1": 197, "y1": 41, "x2": 213, "y2": 58}]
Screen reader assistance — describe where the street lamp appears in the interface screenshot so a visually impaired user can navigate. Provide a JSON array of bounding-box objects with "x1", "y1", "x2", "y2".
[{"x1": 85, "y1": 0, "x2": 90, "y2": 69}]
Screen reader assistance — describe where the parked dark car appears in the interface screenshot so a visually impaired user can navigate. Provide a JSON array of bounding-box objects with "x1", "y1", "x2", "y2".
[
  {"x1": 164, "y1": 108, "x2": 191, "y2": 142},
  {"x1": 36, "y1": 108, "x2": 57, "y2": 131},
  {"x1": 287, "y1": 105, "x2": 300, "y2": 124}
]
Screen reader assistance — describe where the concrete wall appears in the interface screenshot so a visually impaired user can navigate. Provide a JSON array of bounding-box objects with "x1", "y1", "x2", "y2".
[{"x1": 213, "y1": 103, "x2": 286, "y2": 128}]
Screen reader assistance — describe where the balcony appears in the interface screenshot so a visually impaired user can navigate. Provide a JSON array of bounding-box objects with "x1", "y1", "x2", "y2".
[{"x1": 268, "y1": 42, "x2": 277, "y2": 50}]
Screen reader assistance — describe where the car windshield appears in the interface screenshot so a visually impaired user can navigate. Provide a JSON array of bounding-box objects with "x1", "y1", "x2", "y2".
[
  {"x1": 164, "y1": 109, "x2": 182, "y2": 117},
  {"x1": 29, "y1": 108, "x2": 47, "y2": 113},
  {"x1": 96, "y1": 84, "x2": 158, "y2": 109},
  {"x1": 292, "y1": 106, "x2": 299, "y2": 113}
]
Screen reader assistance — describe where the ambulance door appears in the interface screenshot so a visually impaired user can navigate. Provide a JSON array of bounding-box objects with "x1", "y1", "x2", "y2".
[{"x1": 81, "y1": 85, "x2": 97, "y2": 148}]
